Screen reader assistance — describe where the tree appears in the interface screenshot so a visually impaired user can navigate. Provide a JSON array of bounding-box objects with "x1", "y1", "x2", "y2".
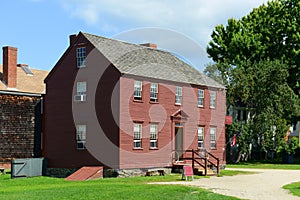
[
  {"x1": 207, "y1": 0, "x2": 300, "y2": 160},
  {"x1": 207, "y1": 0, "x2": 300, "y2": 94},
  {"x1": 203, "y1": 63, "x2": 225, "y2": 85}
]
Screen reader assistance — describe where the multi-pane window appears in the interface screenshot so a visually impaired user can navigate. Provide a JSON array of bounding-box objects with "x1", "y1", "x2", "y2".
[
  {"x1": 134, "y1": 81, "x2": 142, "y2": 100},
  {"x1": 150, "y1": 83, "x2": 158, "y2": 102},
  {"x1": 198, "y1": 89, "x2": 204, "y2": 107},
  {"x1": 210, "y1": 91, "x2": 216, "y2": 108},
  {"x1": 74, "y1": 81, "x2": 87, "y2": 102},
  {"x1": 76, "y1": 47, "x2": 86, "y2": 68},
  {"x1": 76, "y1": 125, "x2": 86, "y2": 150},
  {"x1": 198, "y1": 127, "x2": 204, "y2": 148},
  {"x1": 150, "y1": 123, "x2": 158, "y2": 148},
  {"x1": 210, "y1": 127, "x2": 216, "y2": 149},
  {"x1": 133, "y1": 123, "x2": 142, "y2": 148},
  {"x1": 175, "y1": 86, "x2": 182, "y2": 104}
]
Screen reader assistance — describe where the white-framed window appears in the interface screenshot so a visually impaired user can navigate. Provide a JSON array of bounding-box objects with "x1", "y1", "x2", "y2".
[
  {"x1": 76, "y1": 125, "x2": 86, "y2": 150},
  {"x1": 175, "y1": 86, "x2": 182, "y2": 105},
  {"x1": 133, "y1": 123, "x2": 142, "y2": 148},
  {"x1": 150, "y1": 123, "x2": 158, "y2": 148},
  {"x1": 210, "y1": 91, "x2": 216, "y2": 108},
  {"x1": 74, "y1": 81, "x2": 87, "y2": 102},
  {"x1": 76, "y1": 47, "x2": 86, "y2": 68},
  {"x1": 198, "y1": 89, "x2": 204, "y2": 107},
  {"x1": 150, "y1": 83, "x2": 158, "y2": 102},
  {"x1": 210, "y1": 127, "x2": 216, "y2": 149},
  {"x1": 198, "y1": 127, "x2": 204, "y2": 148},
  {"x1": 134, "y1": 80, "x2": 142, "y2": 100}
]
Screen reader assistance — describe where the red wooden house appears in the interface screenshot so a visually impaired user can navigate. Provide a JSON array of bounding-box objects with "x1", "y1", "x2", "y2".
[{"x1": 43, "y1": 32, "x2": 226, "y2": 175}]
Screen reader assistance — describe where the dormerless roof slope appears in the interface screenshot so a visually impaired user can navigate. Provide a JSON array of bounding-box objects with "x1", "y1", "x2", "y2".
[
  {"x1": 82, "y1": 32, "x2": 225, "y2": 89},
  {"x1": 0, "y1": 65, "x2": 48, "y2": 94}
]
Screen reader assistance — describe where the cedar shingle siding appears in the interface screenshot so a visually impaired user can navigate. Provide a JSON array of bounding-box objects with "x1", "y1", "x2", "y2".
[{"x1": 0, "y1": 94, "x2": 42, "y2": 158}]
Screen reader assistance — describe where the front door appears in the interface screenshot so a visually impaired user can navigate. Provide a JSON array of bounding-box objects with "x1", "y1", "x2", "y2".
[{"x1": 175, "y1": 126, "x2": 183, "y2": 152}]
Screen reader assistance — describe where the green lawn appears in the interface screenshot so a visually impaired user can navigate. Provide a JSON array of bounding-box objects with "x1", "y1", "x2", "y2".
[
  {"x1": 226, "y1": 163, "x2": 300, "y2": 170},
  {"x1": 283, "y1": 182, "x2": 300, "y2": 197},
  {"x1": 0, "y1": 173, "x2": 240, "y2": 200}
]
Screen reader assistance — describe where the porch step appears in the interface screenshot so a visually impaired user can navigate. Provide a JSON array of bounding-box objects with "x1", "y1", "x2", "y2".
[
  {"x1": 194, "y1": 166, "x2": 216, "y2": 176},
  {"x1": 65, "y1": 166, "x2": 103, "y2": 181}
]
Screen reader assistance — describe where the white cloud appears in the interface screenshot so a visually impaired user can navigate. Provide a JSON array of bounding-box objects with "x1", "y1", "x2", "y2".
[{"x1": 58, "y1": 0, "x2": 269, "y2": 70}]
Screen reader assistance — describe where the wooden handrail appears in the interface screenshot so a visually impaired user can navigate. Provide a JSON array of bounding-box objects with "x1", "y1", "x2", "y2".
[{"x1": 172, "y1": 149, "x2": 220, "y2": 176}]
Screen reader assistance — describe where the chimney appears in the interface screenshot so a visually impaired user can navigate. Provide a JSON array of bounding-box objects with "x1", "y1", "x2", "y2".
[
  {"x1": 3, "y1": 46, "x2": 17, "y2": 88},
  {"x1": 69, "y1": 34, "x2": 77, "y2": 46},
  {"x1": 140, "y1": 43, "x2": 157, "y2": 49}
]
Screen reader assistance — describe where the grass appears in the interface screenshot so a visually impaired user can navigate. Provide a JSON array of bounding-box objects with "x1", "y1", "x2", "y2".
[
  {"x1": 226, "y1": 163, "x2": 300, "y2": 170},
  {"x1": 283, "y1": 182, "x2": 300, "y2": 197},
  {"x1": 0, "y1": 173, "x2": 240, "y2": 200},
  {"x1": 218, "y1": 170, "x2": 255, "y2": 177}
]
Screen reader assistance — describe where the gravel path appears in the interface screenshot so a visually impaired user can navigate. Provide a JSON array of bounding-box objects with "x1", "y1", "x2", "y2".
[{"x1": 154, "y1": 168, "x2": 300, "y2": 200}]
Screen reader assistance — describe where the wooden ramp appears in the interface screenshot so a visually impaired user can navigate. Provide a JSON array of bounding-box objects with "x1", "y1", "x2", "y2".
[{"x1": 65, "y1": 166, "x2": 103, "y2": 181}]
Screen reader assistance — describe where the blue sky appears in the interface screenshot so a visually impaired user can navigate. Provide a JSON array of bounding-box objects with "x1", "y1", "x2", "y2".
[{"x1": 0, "y1": 0, "x2": 268, "y2": 72}]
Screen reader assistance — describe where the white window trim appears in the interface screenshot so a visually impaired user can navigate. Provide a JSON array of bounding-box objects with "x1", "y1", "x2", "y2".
[
  {"x1": 175, "y1": 86, "x2": 183, "y2": 105},
  {"x1": 150, "y1": 123, "x2": 158, "y2": 149},
  {"x1": 74, "y1": 81, "x2": 87, "y2": 102},
  {"x1": 198, "y1": 127, "x2": 204, "y2": 149},
  {"x1": 210, "y1": 91, "x2": 216, "y2": 108},
  {"x1": 76, "y1": 47, "x2": 86, "y2": 68},
  {"x1": 133, "y1": 123, "x2": 142, "y2": 148},
  {"x1": 210, "y1": 127, "x2": 217, "y2": 149},
  {"x1": 76, "y1": 125, "x2": 86, "y2": 150},
  {"x1": 150, "y1": 83, "x2": 158, "y2": 102},
  {"x1": 134, "y1": 81, "x2": 143, "y2": 100},
  {"x1": 198, "y1": 89, "x2": 204, "y2": 107}
]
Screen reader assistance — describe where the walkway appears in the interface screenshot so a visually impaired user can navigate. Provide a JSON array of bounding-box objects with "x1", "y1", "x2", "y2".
[{"x1": 155, "y1": 168, "x2": 300, "y2": 200}]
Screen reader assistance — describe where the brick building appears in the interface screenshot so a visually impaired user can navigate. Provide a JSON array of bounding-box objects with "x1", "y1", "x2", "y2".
[
  {"x1": 0, "y1": 46, "x2": 48, "y2": 167},
  {"x1": 44, "y1": 32, "x2": 226, "y2": 173}
]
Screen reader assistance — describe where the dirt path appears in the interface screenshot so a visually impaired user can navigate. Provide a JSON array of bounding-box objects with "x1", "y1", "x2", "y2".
[{"x1": 154, "y1": 168, "x2": 300, "y2": 200}]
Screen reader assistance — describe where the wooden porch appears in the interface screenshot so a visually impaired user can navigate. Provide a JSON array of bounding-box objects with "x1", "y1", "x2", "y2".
[{"x1": 171, "y1": 149, "x2": 220, "y2": 176}]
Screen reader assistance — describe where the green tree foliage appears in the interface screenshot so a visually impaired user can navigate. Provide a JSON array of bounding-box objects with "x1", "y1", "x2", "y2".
[
  {"x1": 203, "y1": 63, "x2": 225, "y2": 85},
  {"x1": 207, "y1": 0, "x2": 300, "y2": 160},
  {"x1": 207, "y1": 0, "x2": 300, "y2": 93}
]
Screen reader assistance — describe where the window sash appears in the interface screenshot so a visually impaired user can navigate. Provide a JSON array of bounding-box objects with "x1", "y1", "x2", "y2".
[
  {"x1": 134, "y1": 81, "x2": 142, "y2": 98},
  {"x1": 77, "y1": 82, "x2": 87, "y2": 95},
  {"x1": 210, "y1": 91, "x2": 216, "y2": 108},
  {"x1": 198, "y1": 127, "x2": 204, "y2": 148},
  {"x1": 210, "y1": 128, "x2": 216, "y2": 148},
  {"x1": 76, "y1": 47, "x2": 86, "y2": 67},
  {"x1": 198, "y1": 89, "x2": 204, "y2": 107},
  {"x1": 150, "y1": 83, "x2": 158, "y2": 101},
  {"x1": 133, "y1": 123, "x2": 142, "y2": 148},
  {"x1": 76, "y1": 125, "x2": 86, "y2": 150},
  {"x1": 175, "y1": 86, "x2": 182, "y2": 104}
]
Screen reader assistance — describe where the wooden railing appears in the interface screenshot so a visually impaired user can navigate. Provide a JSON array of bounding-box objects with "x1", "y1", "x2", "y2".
[{"x1": 172, "y1": 149, "x2": 220, "y2": 176}]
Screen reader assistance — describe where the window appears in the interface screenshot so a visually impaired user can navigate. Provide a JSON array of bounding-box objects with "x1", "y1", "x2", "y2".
[
  {"x1": 175, "y1": 86, "x2": 182, "y2": 105},
  {"x1": 74, "y1": 81, "x2": 87, "y2": 102},
  {"x1": 150, "y1": 123, "x2": 158, "y2": 148},
  {"x1": 198, "y1": 127, "x2": 204, "y2": 148},
  {"x1": 76, "y1": 47, "x2": 86, "y2": 68},
  {"x1": 210, "y1": 91, "x2": 216, "y2": 108},
  {"x1": 134, "y1": 81, "x2": 142, "y2": 100},
  {"x1": 76, "y1": 125, "x2": 86, "y2": 150},
  {"x1": 198, "y1": 89, "x2": 204, "y2": 107},
  {"x1": 133, "y1": 123, "x2": 142, "y2": 148},
  {"x1": 210, "y1": 127, "x2": 216, "y2": 149},
  {"x1": 150, "y1": 83, "x2": 158, "y2": 102}
]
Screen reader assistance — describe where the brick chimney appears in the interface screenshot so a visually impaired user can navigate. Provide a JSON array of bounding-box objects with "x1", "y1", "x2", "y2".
[
  {"x1": 69, "y1": 34, "x2": 77, "y2": 46},
  {"x1": 140, "y1": 43, "x2": 157, "y2": 49},
  {"x1": 2, "y1": 46, "x2": 17, "y2": 88}
]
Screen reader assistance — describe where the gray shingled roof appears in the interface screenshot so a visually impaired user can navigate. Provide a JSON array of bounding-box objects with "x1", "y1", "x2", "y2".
[{"x1": 82, "y1": 32, "x2": 225, "y2": 89}]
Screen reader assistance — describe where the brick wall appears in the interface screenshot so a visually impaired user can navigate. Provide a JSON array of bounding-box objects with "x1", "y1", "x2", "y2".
[{"x1": 0, "y1": 94, "x2": 42, "y2": 158}]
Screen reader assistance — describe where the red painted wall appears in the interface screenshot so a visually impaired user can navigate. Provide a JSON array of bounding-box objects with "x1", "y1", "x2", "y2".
[
  {"x1": 44, "y1": 34, "x2": 120, "y2": 168},
  {"x1": 119, "y1": 75, "x2": 226, "y2": 169}
]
